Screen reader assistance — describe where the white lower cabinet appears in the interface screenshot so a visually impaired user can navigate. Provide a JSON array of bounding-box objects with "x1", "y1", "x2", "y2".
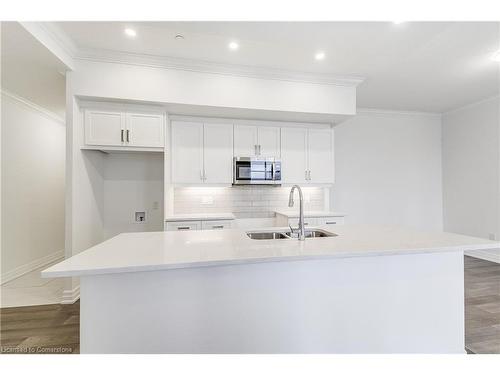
[
  {"x1": 201, "y1": 220, "x2": 233, "y2": 230},
  {"x1": 165, "y1": 221, "x2": 202, "y2": 231},
  {"x1": 276, "y1": 212, "x2": 345, "y2": 228},
  {"x1": 316, "y1": 217, "x2": 345, "y2": 226},
  {"x1": 166, "y1": 219, "x2": 233, "y2": 231}
]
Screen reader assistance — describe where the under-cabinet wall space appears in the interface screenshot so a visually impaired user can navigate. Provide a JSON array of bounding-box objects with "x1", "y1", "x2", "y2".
[{"x1": 103, "y1": 153, "x2": 164, "y2": 239}]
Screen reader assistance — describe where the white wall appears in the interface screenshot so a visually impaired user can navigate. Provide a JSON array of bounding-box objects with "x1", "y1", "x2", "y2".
[
  {"x1": 442, "y1": 96, "x2": 500, "y2": 262},
  {"x1": 1, "y1": 91, "x2": 65, "y2": 283},
  {"x1": 103, "y1": 153, "x2": 164, "y2": 239},
  {"x1": 332, "y1": 110, "x2": 443, "y2": 231}
]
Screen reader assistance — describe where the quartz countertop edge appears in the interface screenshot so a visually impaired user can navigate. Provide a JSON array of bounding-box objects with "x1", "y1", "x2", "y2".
[
  {"x1": 164, "y1": 212, "x2": 236, "y2": 221},
  {"x1": 41, "y1": 225, "x2": 499, "y2": 278}
]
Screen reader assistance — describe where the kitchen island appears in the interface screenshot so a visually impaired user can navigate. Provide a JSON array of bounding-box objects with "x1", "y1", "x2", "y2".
[{"x1": 43, "y1": 225, "x2": 498, "y2": 354}]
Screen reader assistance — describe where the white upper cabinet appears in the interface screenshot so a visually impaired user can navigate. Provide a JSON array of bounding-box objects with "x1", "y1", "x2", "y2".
[
  {"x1": 280, "y1": 127, "x2": 308, "y2": 184},
  {"x1": 85, "y1": 110, "x2": 125, "y2": 146},
  {"x1": 203, "y1": 123, "x2": 234, "y2": 184},
  {"x1": 171, "y1": 121, "x2": 233, "y2": 184},
  {"x1": 233, "y1": 125, "x2": 280, "y2": 157},
  {"x1": 126, "y1": 113, "x2": 164, "y2": 148},
  {"x1": 281, "y1": 126, "x2": 334, "y2": 184},
  {"x1": 171, "y1": 121, "x2": 204, "y2": 184},
  {"x1": 258, "y1": 126, "x2": 281, "y2": 157},
  {"x1": 233, "y1": 125, "x2": 258, "y2": 157},
  {"x1": 307, "y1": 128, "x2": 334, "y2": 183},
  {"x1": 84, "y1": 108, "x2": 164, "y2": 149}
]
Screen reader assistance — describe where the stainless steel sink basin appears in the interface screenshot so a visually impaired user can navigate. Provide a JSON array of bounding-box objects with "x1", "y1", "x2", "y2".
[
  {"x1": 286, "y1": 229, "x2": 338, "y2": 239},
  {"x1": 246, "y1": 229, "x2": 337, "y2": 240},
  {"x1": 246, "y1": 231, "x2": 291, "y2": 240}
]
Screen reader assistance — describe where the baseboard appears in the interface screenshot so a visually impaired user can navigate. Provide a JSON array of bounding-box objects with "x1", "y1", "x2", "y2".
[
  {"x1": 61, "y1": 285, "x2": 80, "y2": 304},
  {"x1": 1, "y1": 250, "x2": 64, "y2": 285},
  {"x1": 466, "y1": 249, "x2": 500, "y2": 264}
]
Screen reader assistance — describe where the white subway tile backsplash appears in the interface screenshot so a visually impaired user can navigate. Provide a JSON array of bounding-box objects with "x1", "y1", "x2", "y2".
[{"x1": 173, "y1": 186, "x2": 326, "y2": 218}]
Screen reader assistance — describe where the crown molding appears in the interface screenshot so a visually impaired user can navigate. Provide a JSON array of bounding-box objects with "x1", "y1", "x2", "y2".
[
  {"x1": 19, "y1": 22, "x2": 77, "y2": 70},
  {"x1": 1, "y1": 89, "x2": 65, "y2": 124},
  {"x1": 33, "y1": 22, "x2": 365, "y2": 87},
  {"x1": 442, "y1": 94, "x2": 500, "y2": 116},
  {"x1": 356, "y1": 107, "x2": 442, "y2": 118},
  {"x1": 75, "y1": 47, "x2": 365, "y2": 87}
]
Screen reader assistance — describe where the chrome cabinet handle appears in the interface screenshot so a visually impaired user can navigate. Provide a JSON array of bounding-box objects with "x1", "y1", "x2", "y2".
[
  {"x1": 203, "y1": 168, "x2": 207, "y2": 181},
  {"x1": 121, "y1": 129, "x2": 124, "y2": 142},
  {"x1": 305, "y1": 170, "x2": 308, "y2": 180},
  {"x1": 177, "y1": 226, "x2": 191, "y2": 230},
  {"x1": 258, "y1": 145, "x2": 261, "y2": 155},
  {"x1": 326, "y1": 221, "x2": 337, "y2": 225},
  {"x1": 126, "y1": 129, "x2": 130, "y2": 142},
  {"x1": 254, "y1": 145, "x2": 258, "y2": 155},
  {"x1": 308, "y1": 170, "x2": 311, "y2": 180},
  {"x1": 212, "y1": 225, "x2": 224, "y2": 229}
]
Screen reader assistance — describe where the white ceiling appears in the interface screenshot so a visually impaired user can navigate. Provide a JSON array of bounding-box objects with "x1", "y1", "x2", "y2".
[
  {"x1": 1, "y1": 22, "x2": 66, "y2": 118},
  {"x1": 55, "y1": 22, "x2": 499, "y2": 112}
]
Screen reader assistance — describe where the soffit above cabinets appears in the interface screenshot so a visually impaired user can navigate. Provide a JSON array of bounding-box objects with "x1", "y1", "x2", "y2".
[{"x1": 77, "y1": 96, "x2": 347, "y2": 124}]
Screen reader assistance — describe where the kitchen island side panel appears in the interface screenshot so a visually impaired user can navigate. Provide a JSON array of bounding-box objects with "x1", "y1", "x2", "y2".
[{"x1": 80, "y1": 251, "x2": 464, "y2": 353}]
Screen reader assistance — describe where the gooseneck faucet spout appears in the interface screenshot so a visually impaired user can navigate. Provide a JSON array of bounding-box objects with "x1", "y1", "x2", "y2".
[{"x1": 288, "y1": 185, "x2": 305, "y2": 241}]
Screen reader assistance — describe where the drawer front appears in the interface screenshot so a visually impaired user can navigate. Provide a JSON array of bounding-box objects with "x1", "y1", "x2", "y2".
[
  {"x1": 166, "y1": 221, "x2": 202, "y2": 231},
  {"x1": 316, "y1": 217, "x2": 345, "y2": 226},
  {"x1": 201, "y1": 220, "x2": 233, "y2": 230},
  {"x1": 288, "y1": 217, "x2": 318, "y2": 227}
]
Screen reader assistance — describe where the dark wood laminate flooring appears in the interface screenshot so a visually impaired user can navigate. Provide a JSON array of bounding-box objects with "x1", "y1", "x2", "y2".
[
  {"x1": 0, "y1": 301, "x2": 79, "y2": 354},
  {"x1": 465, "y1": 256, "x2": 500, "y2": 354},
  {"x1": 0, "y1": 257, "x2": 498, "y2": 354}
]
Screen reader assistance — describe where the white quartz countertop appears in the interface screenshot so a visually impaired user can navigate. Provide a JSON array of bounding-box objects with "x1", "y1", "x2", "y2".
[
  {"x1": 164, "y1": 213, "x2": 236, "y2": 222},
  {"x1": 274, "y1": 210, "x2": 346, "y2": 218},
  {"x1": 42, "y1": 225, "x2": 499, "y2": 278}
]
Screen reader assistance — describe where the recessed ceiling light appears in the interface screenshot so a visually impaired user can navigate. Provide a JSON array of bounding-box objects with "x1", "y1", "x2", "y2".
[
  {"x1": 228, "y1": 41, "x2": 239, "y2": 51},
  {"x1": 393, "y1": 21, "x2": 405, "y2": 25},
  {"x1": 315, "y1": 51, "x2": 326, "y2": 61},
  {"x1": 175, "y1": 34, "x2": 185, "y2": 40},
  {"x1": 492, "y1": 50, "x2": 500, "y2": 62},
  {"x1": 124, "y1": 28, "x2": 137, "y2": 38}
]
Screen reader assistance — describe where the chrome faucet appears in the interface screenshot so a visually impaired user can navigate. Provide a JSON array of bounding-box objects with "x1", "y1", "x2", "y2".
[{"x1": 288, "y1": 185, "x2": 305, "y2": 241}]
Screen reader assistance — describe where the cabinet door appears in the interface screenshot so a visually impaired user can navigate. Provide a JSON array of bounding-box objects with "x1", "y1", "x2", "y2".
[
  {"x1": 171, "y1": 121, "x2": 204, "y2": 184},
  {"x1": 126, "y1": 113, "x2": 164, "y2": 148},
  {"x1": 203, "y1": 123, "x2": 233, "y2": 184},
  {"x1": 307, "y1": 128, "x2": 334, "y2": 184},
  {"x1": 288, "y1": 217, "x2": 318, "y2": 227},
  {"x1": 234, "y1": 125, "x2": 258, "y2": 157},
  {"x1": 280, "y1": 127, "x2": 308, "y2": 184},
  {"x1": 85, "y1": 110, "x2": 125, "y2": 146},
  {"x1": 165, "y1": 221, "x2": 202, "y2": 231},
  {"x1": 316, "y1": 217, "x2": 344, "y2": 226},
  {"x1": 201, "y1": 220, "x2": 233, "y2": 230},
  {"x1": 257, "y1": 126, "x2": 280, "y2": 157}
]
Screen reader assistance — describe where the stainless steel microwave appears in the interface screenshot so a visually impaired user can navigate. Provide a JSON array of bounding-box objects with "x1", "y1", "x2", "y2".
[{"x1": 233, "y1": 157, "x2": 281, "y2": 185}]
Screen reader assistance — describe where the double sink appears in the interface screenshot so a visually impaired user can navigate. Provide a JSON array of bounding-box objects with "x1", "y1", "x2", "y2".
[{"x1": 246, "y1": 228, "x2": 337, "y2": 240}]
